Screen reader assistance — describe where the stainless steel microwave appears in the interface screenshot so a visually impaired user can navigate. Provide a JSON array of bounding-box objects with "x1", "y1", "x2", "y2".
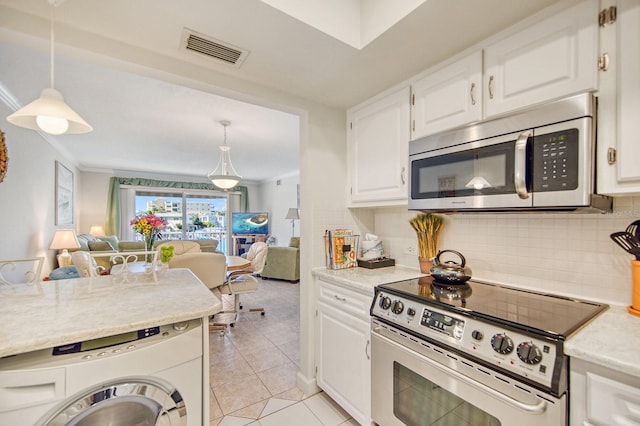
[{"x1": 408, "y1": 93, "x2": 612, "y2": 213}]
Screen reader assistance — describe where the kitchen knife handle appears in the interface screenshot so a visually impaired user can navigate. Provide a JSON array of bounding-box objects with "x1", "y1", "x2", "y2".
[{"x1": 515, "y1": 131, "x2": 530, "y2": 199}]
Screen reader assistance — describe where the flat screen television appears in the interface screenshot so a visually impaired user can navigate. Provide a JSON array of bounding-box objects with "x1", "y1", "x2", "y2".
[{"x1": 231, "y1": 212, "x2": 269, "y2": 235}]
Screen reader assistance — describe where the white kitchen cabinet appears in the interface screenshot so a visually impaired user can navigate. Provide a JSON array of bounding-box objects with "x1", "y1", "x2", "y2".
[
  {"x1": 570, "y1": 358, "x2": 640, "y2": 426},
  {"x1": 411, "y1": 50, "x2": 482, "y2": 139},
  {"x1": 316, "y1": 279, "x2": 371, "y2": 426},
  {"x1": 347, "y1": 86, "x2": 410, "y2": 206},
  {"x1": 597, "y1": 0, "x2": 640, "y2": 195},
  {"x1": 483, "y1": 0, "x2": 599, "y2": 118}
]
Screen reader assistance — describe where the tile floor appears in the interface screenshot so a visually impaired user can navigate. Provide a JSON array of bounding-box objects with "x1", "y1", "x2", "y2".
[{"x1": 209, "y1": 278, "x2": 359, "y2": 426}]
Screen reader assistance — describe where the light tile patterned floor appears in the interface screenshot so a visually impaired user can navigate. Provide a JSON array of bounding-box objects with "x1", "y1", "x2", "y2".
[{"x1": 209, "y1": 278, "x2": 357, "y2": 425}]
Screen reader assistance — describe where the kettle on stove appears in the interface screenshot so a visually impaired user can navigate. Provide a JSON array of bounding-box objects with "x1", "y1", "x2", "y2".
[{"x1": 429, "y1": 250, "x2": 472, "y2": 284}]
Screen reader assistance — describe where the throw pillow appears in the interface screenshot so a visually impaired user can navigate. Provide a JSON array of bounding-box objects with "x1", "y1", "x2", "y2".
[
  {"x1": 88, "y1": 240, "x2": 115, "y2": 251},
  {"x1": 98, "y1": 235, "x2": 119, "y2": 251},
  {"x1": 289, "y1": 237, "x2": 300, "y2": 248}
]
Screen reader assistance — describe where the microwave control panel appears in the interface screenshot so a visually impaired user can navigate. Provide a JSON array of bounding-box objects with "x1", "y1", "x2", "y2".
[{"x1": 532, "y1": 128, "x2": 579, "y2": 192}]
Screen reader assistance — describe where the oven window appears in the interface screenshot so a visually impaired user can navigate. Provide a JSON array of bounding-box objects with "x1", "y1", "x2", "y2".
[{"x1": 393, "y1": 362, "x2": 500, "y2": 426}]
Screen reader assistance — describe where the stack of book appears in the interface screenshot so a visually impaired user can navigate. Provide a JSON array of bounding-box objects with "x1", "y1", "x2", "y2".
[{"x1": 324, "y1": 229, "x2": 359, "y2": 270}]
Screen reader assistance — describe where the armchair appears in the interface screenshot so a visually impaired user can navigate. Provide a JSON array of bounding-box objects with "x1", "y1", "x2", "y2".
[{"x1": 261, "y1": 237, "x2": 300, "y2": 282}]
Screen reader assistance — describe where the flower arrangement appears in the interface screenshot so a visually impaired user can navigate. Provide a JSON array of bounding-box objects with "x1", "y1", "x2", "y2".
[
  {"x1": 130, "y1": 213, "x2": 167, "y2": 252},
  {"x1": 409, "y1": 212, "x2": 444, "y2": 260}
]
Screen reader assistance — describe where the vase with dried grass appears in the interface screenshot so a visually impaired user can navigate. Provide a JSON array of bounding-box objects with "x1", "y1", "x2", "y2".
[{"x1": 409, "y1": 212, "x2": 444, "y2": 274}]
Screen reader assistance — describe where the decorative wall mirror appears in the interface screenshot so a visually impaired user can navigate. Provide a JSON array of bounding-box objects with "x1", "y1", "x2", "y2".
[{"x1": 0, "y1": 130, "x2": 7, "y2": 183}]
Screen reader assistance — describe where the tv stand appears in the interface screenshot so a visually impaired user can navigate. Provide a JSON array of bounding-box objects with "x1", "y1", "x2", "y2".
[{"x1": 232, "y1": 234, "x2": 267, "y2": 256}]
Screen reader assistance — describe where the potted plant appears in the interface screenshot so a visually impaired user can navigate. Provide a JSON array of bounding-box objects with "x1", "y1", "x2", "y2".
[{"x1": 409, "y1": 212, "x2": 444, "y2": 273}]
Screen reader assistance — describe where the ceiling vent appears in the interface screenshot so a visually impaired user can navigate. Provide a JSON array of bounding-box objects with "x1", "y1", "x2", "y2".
[{"x1": 181, "y1": 28, "x2": 249, "y2": 67}]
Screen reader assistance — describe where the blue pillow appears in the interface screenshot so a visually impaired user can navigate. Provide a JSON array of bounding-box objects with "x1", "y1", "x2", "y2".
[{"x1": 49, "y1": 266, "x2": 80, "y2": 280}]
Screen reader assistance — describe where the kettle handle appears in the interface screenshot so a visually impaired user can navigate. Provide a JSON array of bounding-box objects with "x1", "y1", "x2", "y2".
[{"x1": 436, "y1": 250, "x2": 466, "y2": 267}]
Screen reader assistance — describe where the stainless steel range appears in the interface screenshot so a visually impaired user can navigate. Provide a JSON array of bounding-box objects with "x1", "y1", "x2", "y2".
[{"x1": 370, "y1": 277, "x2": 607, "y2": 426}]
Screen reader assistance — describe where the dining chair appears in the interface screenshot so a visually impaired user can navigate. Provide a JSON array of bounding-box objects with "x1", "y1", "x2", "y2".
[
  {"x1": 0, "y1": 257, "x2": 44, "y2": 285},
  {"x1": 71, "y1": 251, "x2": 104, "y2": 277},
  {"x1": 168, "y1": 252, "x2": 227, "y2": 332},
  {"x1": 218, "y1": 242, "x2": 269, "y2": 326}
]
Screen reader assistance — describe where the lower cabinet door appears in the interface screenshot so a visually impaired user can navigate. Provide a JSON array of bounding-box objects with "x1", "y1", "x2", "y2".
[{"x1": 316, "y1": 300, "x2": 371, "y2": 425}]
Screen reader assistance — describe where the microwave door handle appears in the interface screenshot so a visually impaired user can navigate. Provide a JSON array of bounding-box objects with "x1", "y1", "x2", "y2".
[{"x1": 515, "y1": 131, "x2": 531, "y2": 199}]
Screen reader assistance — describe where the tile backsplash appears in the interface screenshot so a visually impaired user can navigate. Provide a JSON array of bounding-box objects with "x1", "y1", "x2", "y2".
[{"x1": 351, "y1": 196, "x2": 640, "y2": 306}]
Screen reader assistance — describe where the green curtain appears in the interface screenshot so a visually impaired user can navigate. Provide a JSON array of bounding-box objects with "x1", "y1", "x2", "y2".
[{"x1": 104, "y1": 176, "x2": 248, "y2": 235}]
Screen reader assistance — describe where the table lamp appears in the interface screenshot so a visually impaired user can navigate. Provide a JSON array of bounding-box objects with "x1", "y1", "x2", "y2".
[
  {"x1": 285, "y1": 208, "x2": 299, "y2": 238},
  {"x1": 89, "y1": 225, "x2": 105, "y2": 237},
  {"x1": 49, "y1": 229, "x2": 80, "y2": 267}
]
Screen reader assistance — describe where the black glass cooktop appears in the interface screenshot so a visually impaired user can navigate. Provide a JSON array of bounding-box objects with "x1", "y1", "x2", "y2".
[{"x1": 378, "y1": 277, "x2": 608, "y2": 338}]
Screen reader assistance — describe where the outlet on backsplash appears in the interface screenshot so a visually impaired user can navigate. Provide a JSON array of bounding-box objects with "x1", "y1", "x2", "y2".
[{"x1": 404, "y1": 245, "x2": 418, "y2": 256}]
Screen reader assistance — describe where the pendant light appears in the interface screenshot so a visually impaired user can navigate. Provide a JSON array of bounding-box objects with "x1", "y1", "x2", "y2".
[
  {"x1": 208, "y1": 120, "x2": 241, "y2": 189},
  {"x1": 6, "y1": 0, "x2": 92, "y2": 135}
]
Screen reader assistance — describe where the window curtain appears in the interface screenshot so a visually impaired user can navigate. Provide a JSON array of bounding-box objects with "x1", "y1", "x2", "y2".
[{"x1": 105, "y1": 177, "x2": 248, "y2": 236}]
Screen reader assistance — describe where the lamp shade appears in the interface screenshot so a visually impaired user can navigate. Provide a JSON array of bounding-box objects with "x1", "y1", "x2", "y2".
[
  {"x1": 285, "y1": 208, "x2": 299, "y2": 220},
  {"x1": 49, "y1": 229, "x2": 80, "y2": 250},
  {"x1": 208, "y1": 121, "x2": 241, "y2": 190},
  {"x1": 89, "y1": 225, "x2": 105, "y2": 237},
  {"x1": 7, "y1": 88, "x2": 93, "y2": 135}
]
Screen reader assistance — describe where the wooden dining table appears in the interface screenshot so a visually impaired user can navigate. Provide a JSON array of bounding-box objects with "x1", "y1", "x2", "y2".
[{"x1": 225, "y1": 255, "x2": 251, "y2": 271}]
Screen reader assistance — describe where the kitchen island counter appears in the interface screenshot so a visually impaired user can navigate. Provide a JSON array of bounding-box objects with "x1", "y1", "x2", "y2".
[{"x1": 0, "y1": 268, "x2": 221, "y2": 358}]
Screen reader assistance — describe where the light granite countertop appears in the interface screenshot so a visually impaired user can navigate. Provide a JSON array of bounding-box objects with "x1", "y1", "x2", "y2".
[
  {"x1": 0, "y1": 268, "x2": 221, "y2": 358},
  {"x1": 312, "y1": 265, "x2": 424, "y2": 295},
  {"x1": 565, "y1": 304, "x2": 640, "y2": 376}
]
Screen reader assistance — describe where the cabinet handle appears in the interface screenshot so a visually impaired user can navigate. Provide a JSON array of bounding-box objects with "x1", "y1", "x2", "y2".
[
  {"x1": 365, "y1": 339, "x2": 370, "y2": 360},
  {"x1": 401, "y1": 167, "x2": 406, "y2": 185},
  {"x1": 470, "y1": 83, "x2": 476, "y2": 105},
  {"x1": 334, "y1": 295, "x2": 347, "y2": 302},
  {"x1": 488, "y1": 75, "x2": 494, "y2": 99}
]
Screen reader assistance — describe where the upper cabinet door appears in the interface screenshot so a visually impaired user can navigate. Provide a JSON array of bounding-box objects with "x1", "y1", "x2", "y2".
[
  {"x1": 347, "y1": 86, "x2": 410, "y2": 205},
  {"x1": 411, "y1": 51, "x2": 483, "y2": 140},
  {"x1": 484, "y1": 0, "x2": 599, "y2": 118}
]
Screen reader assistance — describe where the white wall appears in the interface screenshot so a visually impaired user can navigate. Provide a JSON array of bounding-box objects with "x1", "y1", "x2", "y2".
[
  {"x1": 0, "y1": 103, "x2": 80, "y2": 275},
  {"x1": 359, "y1": 197, "x2": 640, "y2": 307},
  {"x1": 254, "y1": 173, "x2": 300, "y2": 246}
]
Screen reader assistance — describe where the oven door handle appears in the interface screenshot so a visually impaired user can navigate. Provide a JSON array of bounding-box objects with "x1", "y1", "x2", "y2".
[
  {"x1": 373, "y1": 330, "x2": 548, "y2": 415},
  {"x1": 514, "y1": 130, "x2": 531, "y2": 200}
]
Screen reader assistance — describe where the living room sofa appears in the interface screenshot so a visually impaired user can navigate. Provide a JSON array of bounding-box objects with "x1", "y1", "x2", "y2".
[
  {"x1": 261, "y1": 237, "x2": 300, "y2": 282},
  {"x1": 66, "y1": 233, "x2": 219, "y2": 268}
]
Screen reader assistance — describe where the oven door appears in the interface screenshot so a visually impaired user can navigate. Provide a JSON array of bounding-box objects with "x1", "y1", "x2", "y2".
[
  {"x1": 371, "y1": 329, "x2": 567, "y2": 426},
  {"x1": 409, "y1": 130, "x2": 533, "y2": 211}
]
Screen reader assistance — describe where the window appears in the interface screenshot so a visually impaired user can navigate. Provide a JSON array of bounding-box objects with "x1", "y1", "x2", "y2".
[{"x1": 133, "y1": 190, "x2": 229, "y2": 253}]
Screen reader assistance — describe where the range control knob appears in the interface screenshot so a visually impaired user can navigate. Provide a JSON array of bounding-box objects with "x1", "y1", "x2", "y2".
[
  {"x1": 392, "y1": 300, "x2": 404, "y2": 315},
  {"x1": 517, "y1": 342, "x2": 543, "y2": 365},
  {"x1": 407, "y1": 308, "x2": 416, "y2": 317},
  {"x1": 471, "y1": 330, "x2": 484, "y2": 341},
  {"x1": 379, "y1": 296, "x2": 392, "y2": 310},
  {"x1": 491, "y1": 334, "x2": 514, "y2": 354}
]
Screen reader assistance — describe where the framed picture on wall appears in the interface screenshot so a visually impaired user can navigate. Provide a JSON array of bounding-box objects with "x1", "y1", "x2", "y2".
[{"x1": 55, "y1": 161, "x2": 73, "y2": 225}]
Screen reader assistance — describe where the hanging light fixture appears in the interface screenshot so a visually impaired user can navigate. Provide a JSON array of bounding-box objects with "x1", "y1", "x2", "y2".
[
  {"x1": 208, "y1": 120, "x2": 241, "y2": 189},
  {"x1": 6, "y1": 0, "x2": 92, "y2": 135}
]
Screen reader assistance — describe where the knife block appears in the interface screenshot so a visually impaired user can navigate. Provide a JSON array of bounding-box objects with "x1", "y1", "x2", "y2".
[{"x1": 628, "y1": 260, "x2": 640, "y2": 316}]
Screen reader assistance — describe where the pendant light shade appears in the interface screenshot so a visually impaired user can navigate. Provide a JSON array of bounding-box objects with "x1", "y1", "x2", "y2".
[
  {"x1": 208, "y1": 120, "x2": 241, "y2": 189},
  {"x1": 6, "y1": 1, "x2": 92, "y2": 135},
  {"x1": 7, "y1": 88, "x2": 92, "y2": 135}
]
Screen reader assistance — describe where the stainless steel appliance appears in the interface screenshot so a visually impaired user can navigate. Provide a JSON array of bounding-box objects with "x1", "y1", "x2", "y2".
[
  {"x1": 408, "y1": 93, "x2": 612, "y2": 212},
  {"x1": 370, "y1": 278, "x2": 607, "y2": 426}
]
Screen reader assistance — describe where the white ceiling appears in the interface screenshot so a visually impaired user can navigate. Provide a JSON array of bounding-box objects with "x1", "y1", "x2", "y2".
[{"x1": 0, "y1": 0, "x2": 560, "y2": 183}]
